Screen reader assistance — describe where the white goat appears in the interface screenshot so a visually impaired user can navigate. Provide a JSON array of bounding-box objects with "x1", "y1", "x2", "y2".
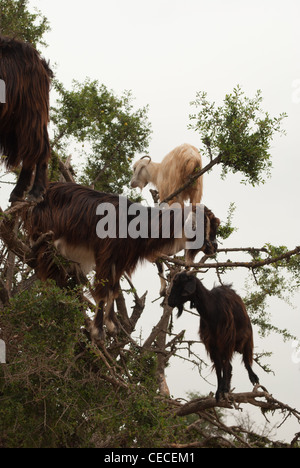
[
  {"x1": 130, "y1": 143, "x2": 203, "y2": 205},
  {"x1": 131, "y1": 143, "x2": 204, "y2": 296}
]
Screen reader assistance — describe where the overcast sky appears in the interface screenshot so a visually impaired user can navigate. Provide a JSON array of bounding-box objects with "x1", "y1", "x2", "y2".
[{"x1": 1, "y1": 0, "x2": 299, "y2": 441}]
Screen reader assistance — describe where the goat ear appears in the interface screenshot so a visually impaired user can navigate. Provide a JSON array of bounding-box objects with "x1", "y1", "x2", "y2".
[{"x1": 182, "y1": 279, "x2": 196, "y2": 296}]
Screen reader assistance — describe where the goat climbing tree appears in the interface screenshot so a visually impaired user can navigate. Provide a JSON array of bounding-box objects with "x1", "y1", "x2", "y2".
[{"x1": 0, "y1": 0, "x2": 300, "y2": 448}]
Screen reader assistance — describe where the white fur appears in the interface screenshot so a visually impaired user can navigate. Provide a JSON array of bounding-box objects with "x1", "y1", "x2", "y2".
[
  {"x1": 53, "y1": 238, "x2": 96, "y2": 276},
  {"x1": 131, "y1": 143, "x2": 203, "y2": 205}
]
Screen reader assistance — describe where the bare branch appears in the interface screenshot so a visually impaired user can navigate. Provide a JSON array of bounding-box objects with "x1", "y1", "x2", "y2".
[
  {"x1": 58, "y1": 156, "x2": 76, "y2": 183},
  {"x1": 0, "y1": 203, "x2": 33, "y2": 265},
  {"x1": 162, "y1": 245, "x2": 300, "y2": 270},
  {"x1": 176, "y1": 386, "x2": 300, "y2": 423},
  {"x1": 142, "y1": 302, "x2": 173, "y2": 350}
]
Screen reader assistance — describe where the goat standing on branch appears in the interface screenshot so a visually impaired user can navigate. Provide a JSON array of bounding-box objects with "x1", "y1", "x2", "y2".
[
  {"x1": 131, "y1": 143, "x2": 203, "y2": 205},
  {"x1": 131, "y1": 143, "x2": 204, "y2": 295},
  {"x1": 25, "y1": 182, "x2": 220, "y2": 341},
  {"x1": 0, "y1": 35, "x2": 53, "y2": 202},
  {"x1": 168, "y1": 271, "x2": 259, "y2": 401}
]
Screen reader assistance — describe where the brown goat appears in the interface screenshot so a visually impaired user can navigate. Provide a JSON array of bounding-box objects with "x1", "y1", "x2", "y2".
[
  {"x1": 0, "y1": 35, "x2": 53, "y2": 202},
  {"x1": 168, "y1": 271, "x2": 259, "y2": 401},
  {"x1": 26, "y1": 182, "x2": 220, "y2": 341},
  {"x1": 131, "y1": 143, "x2": 203, "y2": 205}
]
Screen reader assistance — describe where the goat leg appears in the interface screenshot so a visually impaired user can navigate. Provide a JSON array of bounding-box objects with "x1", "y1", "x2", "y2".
[
  {"x1": 28, "y1": 136, "x2": 50, "y2": 202},
  {"x1": 104, "y1": 294, "x2": 120, "y2": 336},
  {"x1": 213, "y1": 357, "x2": 224, "y2": 402},
  {"x1": 223, "y1": 361, "x2": 233, "y2": 395},
  {"x1": 9, "y1": 166, "x2": 33, "y2": 203},
  {"x1": 90, "y1": 300, "x2": 106, "y2": 342},
  {"x1": 155, "y1": 260, "x2": 167, "y2": 296},
  {"x1": 243, "y1": 342, "x2": 260, "y2": 386}
]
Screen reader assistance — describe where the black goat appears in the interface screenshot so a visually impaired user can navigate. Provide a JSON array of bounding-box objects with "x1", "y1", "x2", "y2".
[{"x1": 168, "y1": 271, "x2": 259, "y2": 401}]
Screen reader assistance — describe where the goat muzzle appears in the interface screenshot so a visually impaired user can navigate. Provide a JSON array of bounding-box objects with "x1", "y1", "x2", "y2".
[
  {"x1": 203, "y1": 239, "x2": 218, "y2": 255},
  {"x1": 130, "y1": 178, "x2": 148, "y2": 189}
]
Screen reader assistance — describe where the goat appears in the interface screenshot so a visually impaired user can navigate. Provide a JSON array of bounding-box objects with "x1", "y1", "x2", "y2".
[
  {"x1": 0, "y1": 35, "x2": 53, "y2": 202},
  {"x1": 25, "y1": 182, "x2": 220, "y2": 342},
  {"x1": 130, "y1": 143, "x2": 203, "y2": 205},
  {"x1": 168, "y1": 271, "x2": 259, "y2": 401},
  {"x1": 131, "y1": 143, "x2": 204, "y2": 295}
]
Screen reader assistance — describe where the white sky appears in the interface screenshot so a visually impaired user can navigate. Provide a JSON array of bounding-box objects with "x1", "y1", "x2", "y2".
[{"x1": 1, "y1": 0, "x2": 299, "y2": 442}]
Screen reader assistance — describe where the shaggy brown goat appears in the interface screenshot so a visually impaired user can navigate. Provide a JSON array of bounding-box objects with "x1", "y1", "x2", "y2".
[
  {"x1": 0, "y1": 35, "x2": 53, "y2": 202},
  {"x1": 168, "y1": 271, "x2": 259, "y2": 401},
  {"x1": 26, "y1": 182, "x2": 220, "y2": 341}
]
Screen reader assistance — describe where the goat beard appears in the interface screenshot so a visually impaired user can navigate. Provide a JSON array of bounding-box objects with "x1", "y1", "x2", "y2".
[
  {"x1": 176, "y1": 301, "x2": 196, "y2": 318},
  {"x1": 176, "y1": 304, "x2": 184, "y2": 318}
]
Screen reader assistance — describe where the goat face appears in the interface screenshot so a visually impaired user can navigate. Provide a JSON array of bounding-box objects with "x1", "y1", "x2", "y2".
[
  {"x1": 130, "y1": 157, "x2": 151, "y2": 189},
  {"x1": 203, "y1": 207, "x2": 220, "y2": 255},
  {"x1": 185, "y1": 207, "x2": 220, "y2": 261},
  {"x1": 168, "y1": 272, "x2": 197, "y2": 317}
]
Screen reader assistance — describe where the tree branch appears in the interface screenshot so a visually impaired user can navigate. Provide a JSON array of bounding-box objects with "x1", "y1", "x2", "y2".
[
  {"x1": 142, "y1": 302, "x2": 173, "y2": 350},
  {"x1": 176, "y1": 386, "x2": 300, "y2": 423},
  {"x1": 58, "y1": 156, "x2": 76, "y2": 183},
  {"x1": 160, "y1": 153, "x2": 222, "y2": 205},
  {"x1": 162, "y1": 246, "x2": 300, "y2": 270},
  {"x1": 0, "y1": 203, "x2": 33, "y2": 266}
]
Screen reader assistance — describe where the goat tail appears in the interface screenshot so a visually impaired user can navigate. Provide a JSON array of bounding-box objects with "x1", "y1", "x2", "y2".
[
  {"x1": 182, "y1": 153, "x2": 203, "y2": 203},
  {"x1": 182, "y1": 156, "x2": 202, "y2": 178}
]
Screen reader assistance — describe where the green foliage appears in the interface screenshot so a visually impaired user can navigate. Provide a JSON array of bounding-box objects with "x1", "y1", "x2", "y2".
[
  {"x1": 0, "y1": 0, "x2": 50, "y2": 48},
  {"x1": 3, "y1": 281, "x2": 84, "y2": 356},
  {"x1": 51, "y1": 79, "x2": 151, "y2": 197},
  {"x1": 1, "y1": 0, "x2": 299, "y2": 448},
  {"x1": 189, "y1": 86, "x2": 287, "y2": 186},
  {"x1": 0, "y1": 283, "x2": 192, "y2": 448},
  {"x1": 243, "y1": 244, "x2": 299, "y2": 341},
  {"x1": 217, "y1": 202, "x2": 237, "y2": 240},
  {"x1": 0, "y1": 282, "x2": 88, "y2": 447}
]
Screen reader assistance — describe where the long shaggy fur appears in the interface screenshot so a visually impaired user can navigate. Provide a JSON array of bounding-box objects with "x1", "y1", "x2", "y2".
[
  {"x1": 25, "y1": 182, "x2": 219, "y2": 340},
  {"x1": 168, "y1": 272, "x2": 259, "y2": 400},
  {"x1": 0, "y1": 35, "x2": 53, "y2": 201},
  {"x1": 131, "y1": 143, "x2": 203, "y2": 205}
]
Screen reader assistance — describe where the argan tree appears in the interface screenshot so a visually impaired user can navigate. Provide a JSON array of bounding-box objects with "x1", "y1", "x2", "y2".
[{"x1": 0, "y1": 0, "x2": 299, "y2": 448}]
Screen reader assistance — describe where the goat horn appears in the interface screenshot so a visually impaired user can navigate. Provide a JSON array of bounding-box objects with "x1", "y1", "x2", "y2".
[{"x1": 139, "y1": 155, "x2": 152, "y2": 163}]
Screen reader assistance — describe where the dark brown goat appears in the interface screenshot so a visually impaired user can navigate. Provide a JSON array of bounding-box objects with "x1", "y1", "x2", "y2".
[
  {"x1": 25, "y1": 182, "x2": 220, "y2": 341},
  {"x1": 0, "y1": 35, "x2": 53, "y2": 202},
  {"x1": 168, "y1": 271, "x2": 259, "y2": 401}
]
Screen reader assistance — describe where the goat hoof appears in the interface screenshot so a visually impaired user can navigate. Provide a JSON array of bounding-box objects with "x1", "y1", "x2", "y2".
[
  {"x1": 90, "y1": 324, "x2": 106, "y2": 343},
  {"x1": 215, "y1": 390, "x2": 228, "y2": 402},
  {"x1": 105, "y1": 319, "x2": 119, "y2": 336}
]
